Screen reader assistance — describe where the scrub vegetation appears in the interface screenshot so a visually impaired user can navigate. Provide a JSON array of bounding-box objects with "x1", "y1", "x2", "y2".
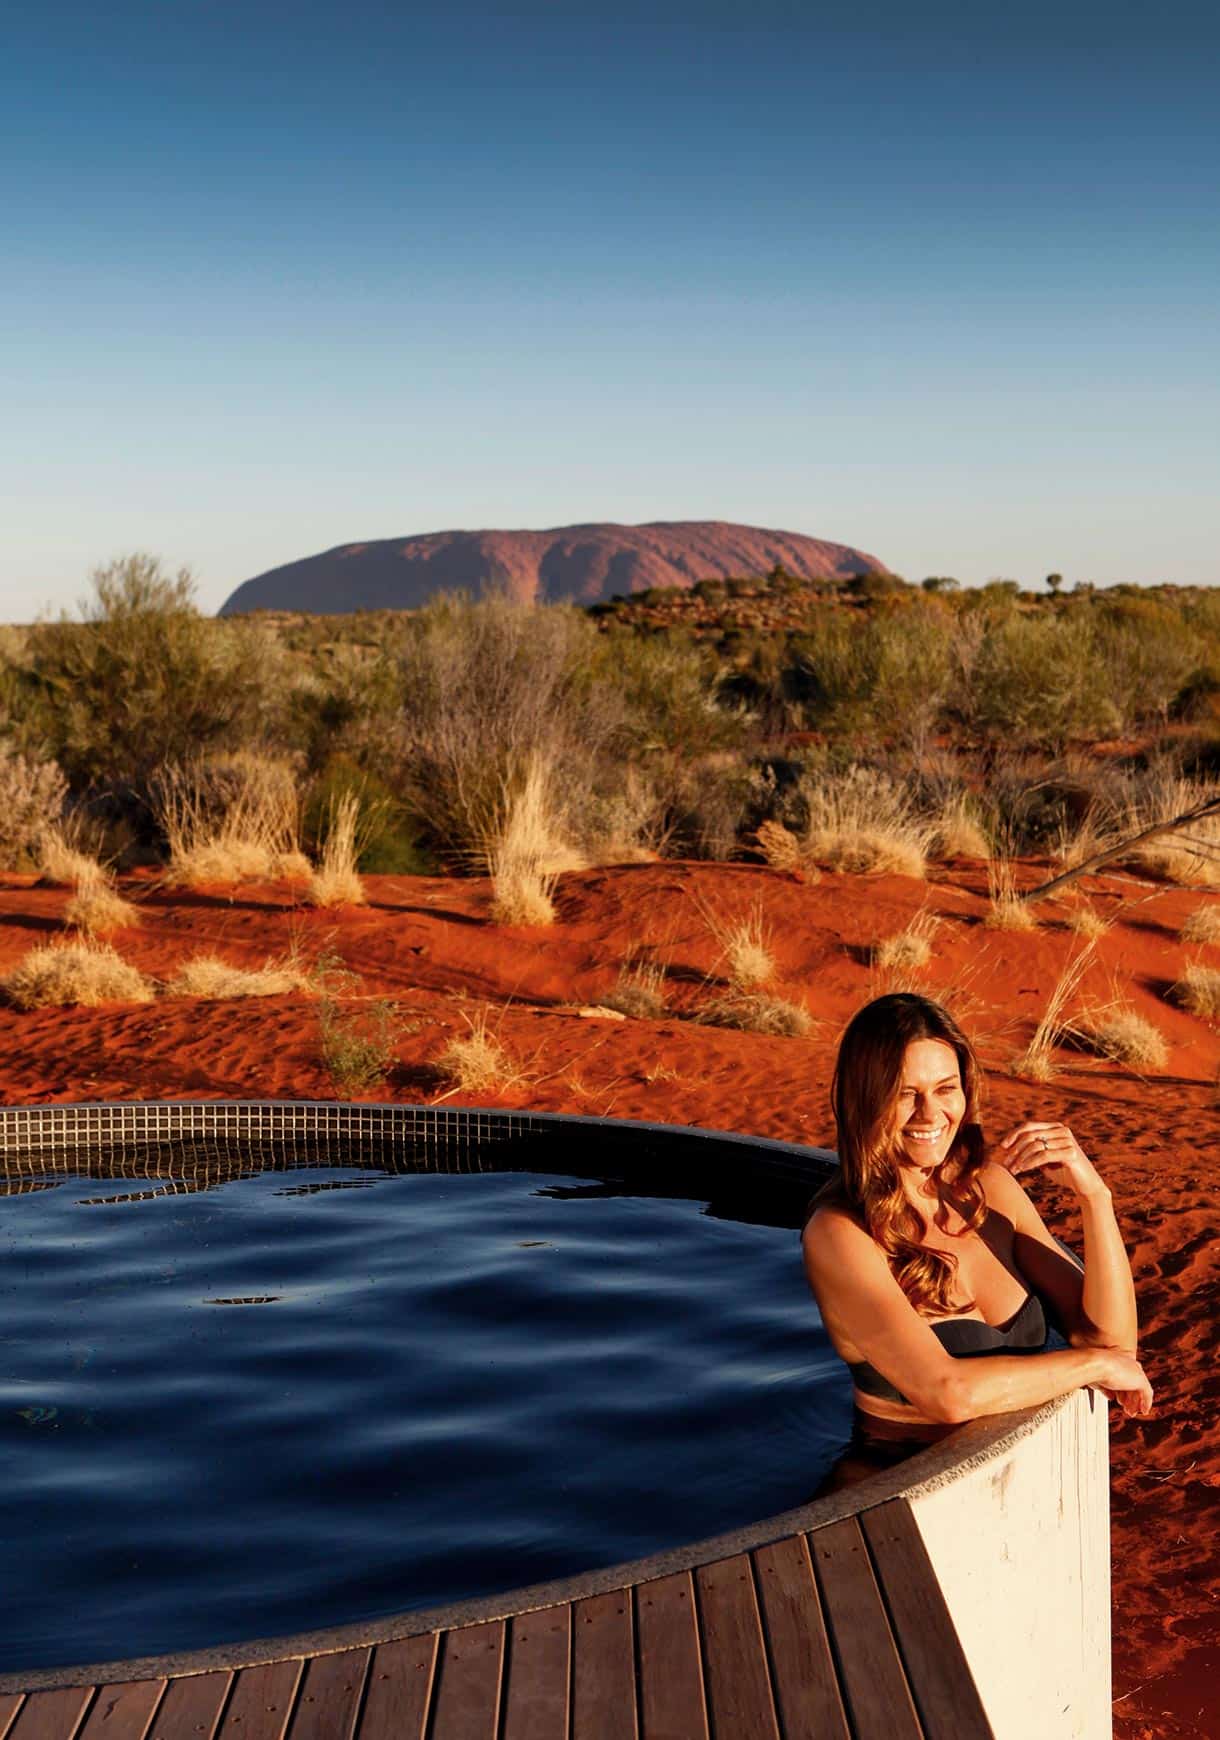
[{"x1": 1, "y1": 554, "x2": 1217, "y2": 896}]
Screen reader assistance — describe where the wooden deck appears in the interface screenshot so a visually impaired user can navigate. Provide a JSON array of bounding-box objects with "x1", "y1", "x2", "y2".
[{"x1": 0, "y1": 1497, "x2": 992, "y2": 1740}]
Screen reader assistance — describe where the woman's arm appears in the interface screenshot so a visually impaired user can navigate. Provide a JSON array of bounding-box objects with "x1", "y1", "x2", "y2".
[
  {"x1": 992, "y1": 1124, "x2": 1139, "y2": 1353},
  {"x1": 803, "y1": 1208, "x2": 1151, "y2": 1425}
]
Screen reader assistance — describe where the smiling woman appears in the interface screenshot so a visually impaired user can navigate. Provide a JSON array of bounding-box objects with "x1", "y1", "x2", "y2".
[{"x1": 803, "y1": 992, "x2": 1153, "y2": 1465}]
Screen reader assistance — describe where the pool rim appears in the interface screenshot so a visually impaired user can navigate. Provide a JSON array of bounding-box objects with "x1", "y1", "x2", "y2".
[{"x1": 0, "y1": 1098, "x2": 1067, "y2": 1694}]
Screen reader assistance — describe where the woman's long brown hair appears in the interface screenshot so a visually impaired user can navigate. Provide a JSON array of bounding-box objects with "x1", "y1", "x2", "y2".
[{"x1": 821, "y1": 993, "x2": 988, "y2": 1316}]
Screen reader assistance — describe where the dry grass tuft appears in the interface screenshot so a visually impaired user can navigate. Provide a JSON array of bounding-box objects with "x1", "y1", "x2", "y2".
[
  {"x1": 64, "y1": 883, "x2": 140, "y2": 935},
  {"x1": 308, "y1": 790, "x2": 367, "y2": 908},
  {"x1": 755, "y1": 819, "x2": 803, "y2": 873},
  {"x1": 984, "y1": 857, "x2": 1037, "y2": 931},
  {"x1": 39, "y1": 830, "x2": 108, "y2": 889},
  {"x1": 802, "y1": 768, "x2": 930, "y2": 879},
  {"x1": 155, "y1": 754, "x2": 303, "y2": 887},
  {"x1": 603, "y1": 960, "x2": 668, "y2": 1021},
  {"x1": 167, "y1": 954, "x2": 315, "y2": 1000},
  {"x1": 1064, "y1": 902, "x2": 1111, "y2": 939},
  {"x1": 1170, "y1": 964, "x2": 1220, "y2": 1019},
  {"x1": 2, "y1": 941, "x2": 154, "y2": 1009},
  {"x1": 698, "y1": 993, "x2": 812, "y2": 1037},
  {"x1": 873, "y1": 908, "x2": 939, "y2": 972},
  {"x1": 699, "y1": 897, "x2": 776, "y2": 991},
  {"x1": 1127, "y1": 776, "x2": 1220, "y2": 888},
  {"x1": 485, "y1": 758, "x2": 570, "y2": 926},
  {"x1": 930, "y1": 795, "x2": 991, "y2": 861},
  {"x1": 1069, "y1": 1006, "x2": 1169, "y2": 1070},
  {"x1": 1181, "y1": 905, "x2": 1220, "y2": 946},
  {"x1": 436, "y1": 1010, "x2": 522, "y2": 1094},
  {"x1": 1010, "y1": 944, "x2": 1095, "y2": 1081}
]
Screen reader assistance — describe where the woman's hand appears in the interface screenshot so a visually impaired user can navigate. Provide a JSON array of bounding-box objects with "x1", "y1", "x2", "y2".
[
  {"x1": 1090, "y1": 1348, "x2": 1154, "y2": 1418},
  {"x1": 996, "y1": 1121, "x2": 1108, "y2": 1200}
]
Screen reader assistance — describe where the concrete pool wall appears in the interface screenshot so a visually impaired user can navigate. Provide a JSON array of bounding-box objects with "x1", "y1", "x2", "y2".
[{"x1": 0, "y1": 1100, "x2": 1113, "y2": 1737}]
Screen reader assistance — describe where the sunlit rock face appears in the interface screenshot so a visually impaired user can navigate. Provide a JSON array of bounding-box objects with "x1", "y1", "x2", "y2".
[{"x1": 219, "y1": 521, "x2": 886, "y2": 614}]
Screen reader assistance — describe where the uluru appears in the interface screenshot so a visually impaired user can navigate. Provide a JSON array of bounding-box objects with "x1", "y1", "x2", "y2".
[{"x1": 219, "y1": 520, "x2": 886, "y2": 614}]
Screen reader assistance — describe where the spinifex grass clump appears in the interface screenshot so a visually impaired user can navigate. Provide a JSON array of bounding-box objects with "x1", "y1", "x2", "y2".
[
  {"x1": 603, "y1": 960, "x2": 668, "y2": 1020},
  {"x1": 1181, "y1": 905, "x2": 1220, "y2": 946},
  {"x1": 873, "y1": 908, "x2": 940, "y2": 972},
  {"x1": 930, "y1": 794, "x2": 990, "y2": 862},
  {"x1": 697, "y1": 993, "x2": 812, "y2": 1037},
  {"x1": 308, "y1": 789, "x2": 368, "y2": 908},
  {"x1": 484, "y1": 757, "x2": 578, "y2": 927},
  {"x1": 1171, "y1": 964, "x2": 1220, "y2": 1019},
  {"x1": 38, "y1": 829, "x2": 139, "y2": 934},
  {"x1": 1069, "y1": 1005, "x2": 1169, "y2": 1071},
  {"x1": 168, "y1": 954, "x2": 315, "y2": 1000},
  {"x1": 801, "y1": 767, "x2": 931, "y2": 878},
  {"x1": 699, "y1": 895, "x2": 776, "y2": 990},
  {"x1": 1011, "y1": 945, "x2": 1096, "y2": 1081},
  {"x1": 984, "y1": 856, "x2": 1037, "y2": 932},
  {"x1": 436, "y1": 1009, "x2": 523, "y2": 1094},
  {"x1": 2, "y1": 941, "x2": 154, "y2": 1009},
  {"x1": 1064, "y1": 902, "x2": 1111, "y2": 939}
]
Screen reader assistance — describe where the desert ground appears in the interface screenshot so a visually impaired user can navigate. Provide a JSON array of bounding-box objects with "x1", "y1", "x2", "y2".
[{"x1": 1, "y1": 857, "x2": 1216, "y2": 1738}]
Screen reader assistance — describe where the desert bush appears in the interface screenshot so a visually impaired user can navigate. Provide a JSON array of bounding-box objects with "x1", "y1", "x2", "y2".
[
  {"x1": 966, "y1": 613, "x2": 1121, "y2": 745},
  {"x1": 1123, "y1": 773, "x2": 1220, "y2": 888},
  {"x1": 2, "y1": 941, "x2": 154, "y2": 1008},
  {"x1": 395, "y1": 592, "x2": 614, "y2": 864},
  {"x1": 9, "y1": 556, "x2": 287, "y2": 789},
  {"x1": 698, "y1": 992, "x2": 812, "y2": 1036},
  {"x1": 799, "y1": 766, "x2": 931, "y2": 877},
  {"x1": 167, "y1": 954, "x2": 315, "y2": 999},
  {"x1": 787, "y1": 600, "x2": 953, "y2": 745},
  {"x1": 318, "y1": 992, "x2": 405, "y2": 1095},
  {"x1": 754, "y1": 818, "x2": 803, "y2": 872},
  {"x1": 153, "y1": 753, "x2": 305, "y2": 885},
  {"x1": 0, "y1": 746, "x2": 67, "y2": 870},
  {"x1": 303, "y1": 758, "x2": 428, "y2": 874},
  {"x1": 436, "y1": 1009, "x2": 521, "y2": 1094},
  {"x1": 1170, "y1": 965, "x2": 1220, "y2": 1019},
  {"x1": 603, "y1": 960, "x2": 667, "y2": 1020},
  {"x1": 1181, "y1": 905, "x2": 1220, "y2": 945},
  {"x1": 308, "y1": 789, "x2": 369, "y2": 909}
]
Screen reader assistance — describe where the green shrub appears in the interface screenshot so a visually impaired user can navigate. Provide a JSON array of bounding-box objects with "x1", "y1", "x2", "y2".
[{"x1": 304, "y1": 759, "x2": 432, "y2": 874}]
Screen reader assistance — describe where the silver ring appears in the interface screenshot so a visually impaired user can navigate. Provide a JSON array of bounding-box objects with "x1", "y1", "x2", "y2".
[{"x1": 1040, "y1": 1137, "x2": 1049, "y2": 1151}]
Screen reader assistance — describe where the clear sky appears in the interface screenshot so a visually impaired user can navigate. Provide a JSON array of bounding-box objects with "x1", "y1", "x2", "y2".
[{"x1": 3, "y1": 0, "x2": 1217, "y2": 619}]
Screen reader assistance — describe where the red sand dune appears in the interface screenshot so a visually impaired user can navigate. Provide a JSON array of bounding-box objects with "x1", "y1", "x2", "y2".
[
  {"x1": 219, "y1": 519, "x2": 885, "y2": 613},
  {"x1": 0, "y1": 860, "x2": 1216, "y2": 1736}
]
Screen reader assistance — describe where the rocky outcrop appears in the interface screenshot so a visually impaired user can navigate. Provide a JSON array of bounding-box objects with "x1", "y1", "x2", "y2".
[{"x1": 219, "y1": 521, "x2": 885, "y2": 614}]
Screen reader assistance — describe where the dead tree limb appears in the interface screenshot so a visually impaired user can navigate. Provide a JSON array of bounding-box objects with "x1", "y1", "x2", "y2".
[{"x1": 1022, "y1": 794, "x2": 1220, "y2": 905}]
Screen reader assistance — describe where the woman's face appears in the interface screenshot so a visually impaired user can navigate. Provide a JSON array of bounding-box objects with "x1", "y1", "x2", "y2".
[{"x1": 890, "y1": 1038, "x2": 966, "y2": 1173}]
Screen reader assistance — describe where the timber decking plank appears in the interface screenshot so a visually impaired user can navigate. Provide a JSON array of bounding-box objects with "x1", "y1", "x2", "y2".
[
  {"x1": 285, "y1": 1652, "x2": 369, "y2": 1740},
  {"x1": 502, "y1": 1605, "x2": 570, "y2": 1740},
  {"x1": 5, "y1": 1686, "x2": 94, "y2": 1740},
  {"x1": 752, "y1": 1535, "x2": 850, "y2": 1740},
  {"x1": 147, "y1": 1674, "x2": 232, "y2": 1740},
  {"x1": 635, "y1": 1571, "x2": 708, "y2": 1740},
  {"x1": 862, "y1": 1501, "x2": 994, "y2": 1740},
  {"x1": 215, "y1": 1661, "x2": 303, "y2": 1740},
  {"x1": 694, "y1": 1555, "x2": 779, "y2": 1740},
  {"x1": 572, "y1": 1590, "x2": 636, "y2": 1740},
  {"x1": 809, "y1": 1518, "x2": 923, "y2": 1740},
  {"x1": 355, "y1": 1637, "x2": 437, "y2": 1740},
  {"x1": 77, "y1": 1681, "x2": 165, "y2": 1740},
  {"x1": 428, "y1": 1621, "x2": 504, "y2": 1740},
  {"x1": 0, "y1": 1697, "x2": 25, "y2": 1740}
]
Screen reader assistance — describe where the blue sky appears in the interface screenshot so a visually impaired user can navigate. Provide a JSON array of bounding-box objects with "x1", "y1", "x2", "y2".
[{"x1": 3, "y1": 0, "x2": 1217, "y2": 618}]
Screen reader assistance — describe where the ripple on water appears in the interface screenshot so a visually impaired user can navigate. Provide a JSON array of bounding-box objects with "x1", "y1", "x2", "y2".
[{"x1": 0, "y1": 1164, "x2": 852, "y2": 1670}]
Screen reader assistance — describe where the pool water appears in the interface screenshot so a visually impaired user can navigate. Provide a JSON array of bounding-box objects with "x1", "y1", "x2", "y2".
[{"x1": 0, "y1": 1159, "x2": 852, "y2": 1670}]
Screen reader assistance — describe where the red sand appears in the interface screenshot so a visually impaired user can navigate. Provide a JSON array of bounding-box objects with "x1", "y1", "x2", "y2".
[{"x1": 1, "y1": 861, "x2": 1216, "y2": 1735}]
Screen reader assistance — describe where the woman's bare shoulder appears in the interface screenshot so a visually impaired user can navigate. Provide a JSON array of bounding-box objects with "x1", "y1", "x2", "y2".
[{"x1": 802, "y1": 1200, "x2": 874, "y2": 1262}]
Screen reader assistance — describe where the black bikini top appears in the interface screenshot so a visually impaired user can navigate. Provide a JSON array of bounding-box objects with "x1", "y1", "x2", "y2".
[{"x1": 847, "y1": 1291, "x2": 1048, "y2": 1406}]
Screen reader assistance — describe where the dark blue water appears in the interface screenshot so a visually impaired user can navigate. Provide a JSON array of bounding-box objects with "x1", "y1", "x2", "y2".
[{"x1": 0, "y1": 1164, "x2": 852, "y2": 1671}]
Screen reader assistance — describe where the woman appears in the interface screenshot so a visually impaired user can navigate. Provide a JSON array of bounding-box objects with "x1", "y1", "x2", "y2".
[{"x1": 803, "y1": 992, "x2": 1152, "y2": 1444}]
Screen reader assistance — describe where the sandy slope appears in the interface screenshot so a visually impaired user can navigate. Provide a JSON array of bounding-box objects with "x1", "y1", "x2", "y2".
[{"x1": 0, "y1": 860, "x2": 1216, "y2": 1735}]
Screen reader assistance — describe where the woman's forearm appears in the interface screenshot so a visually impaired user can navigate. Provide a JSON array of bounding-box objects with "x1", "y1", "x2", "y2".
[
  {"x1": 932, "y1": 1347, "x2": 1111, "y2": 1423},
  {"x1": 1075, "y1": 1186, "x2": 1139, "y2": 1352}
]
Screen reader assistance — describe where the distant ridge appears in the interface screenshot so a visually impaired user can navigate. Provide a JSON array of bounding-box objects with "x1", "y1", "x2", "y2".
[{"x1": 219, "y1": 521, "x2": 886, "y2": 615}]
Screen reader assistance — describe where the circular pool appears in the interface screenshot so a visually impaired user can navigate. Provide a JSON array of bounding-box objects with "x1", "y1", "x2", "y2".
[{"x1": 0, "y1": 1103, "x2": 845, "y2": 1673}]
